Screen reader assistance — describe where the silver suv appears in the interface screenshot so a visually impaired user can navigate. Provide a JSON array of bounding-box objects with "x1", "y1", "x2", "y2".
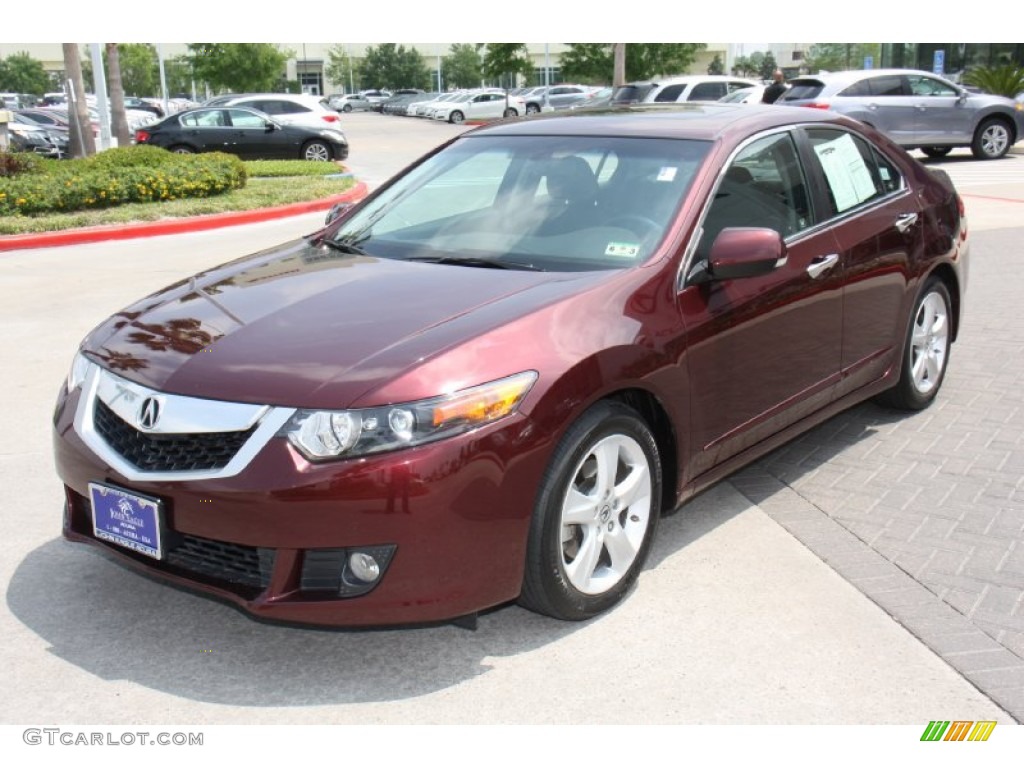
[{"x1": 779, "y1": 69, "x2": 1024, "y2": 160}]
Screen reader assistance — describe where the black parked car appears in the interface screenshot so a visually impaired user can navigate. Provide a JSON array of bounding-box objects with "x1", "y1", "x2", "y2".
[{"x1": 134, "y1": 106, "x2": 349, "y2": 161}]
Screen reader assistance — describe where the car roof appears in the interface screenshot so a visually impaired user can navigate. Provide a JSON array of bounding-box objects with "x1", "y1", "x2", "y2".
[
  {"x1": 792, "y1": 68, "x2": 957, "y2": 85},
  {"x1": 467, "y1": 103, "x2": 860, "y2": 142}
]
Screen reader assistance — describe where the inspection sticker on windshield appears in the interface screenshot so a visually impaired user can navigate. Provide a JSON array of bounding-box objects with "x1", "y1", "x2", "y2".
[
  {"x1": 657, "y1": 167, "x2": 678, "y2": 182},
  {"x1": 605, "y1": 242, "x2": 640, "y2": 258}
]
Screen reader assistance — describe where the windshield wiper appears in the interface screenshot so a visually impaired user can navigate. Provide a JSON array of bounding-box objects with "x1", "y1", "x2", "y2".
[
  {"x1": 321, "y1": 236, "x2": 369, "y2": 256},
  {"x1": 406, "y1": 255, "x2": 544, "y2": 271}
]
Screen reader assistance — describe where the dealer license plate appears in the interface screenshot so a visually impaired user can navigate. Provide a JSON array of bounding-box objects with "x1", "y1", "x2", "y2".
[{"x1": 89, "y1": 482, "x2": 164, "y2": 560}]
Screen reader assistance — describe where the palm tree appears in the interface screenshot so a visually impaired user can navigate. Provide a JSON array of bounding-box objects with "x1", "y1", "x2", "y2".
[
  {"x1": 62, "y1": 43, "x2": 95, "y2": 157},
  {"x1": 964, "y1": 65, "x2": 1024, "y2": 99},
  {"x1": 106, "y1": 44, "x2": 132, "y2": 148}
]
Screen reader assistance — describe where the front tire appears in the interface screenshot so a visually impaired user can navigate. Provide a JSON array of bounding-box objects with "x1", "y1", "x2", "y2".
[
  {"x1": 449, "y1": 110, "x2": 465, "y2": 124},
  {"x1": 971, "y1": 117, "x2": 1012, "y2": 160},
  {"x1": 503, "y1": 107, "x2": 518, "y2": 118},
  {"x1": 876, "y1": 277, "x2": 952, "y2": 410},
  {"x1": 921, "y1": 146, "x2": 953, "y2": 158},
  {"x1": 302, "y1": 140, "x2": 333, "y2": 162},
  {"x1": 342, "y1": 104, "x2": 353, "y2": 113},
  {"x1": 525, "y1": 103, "x2": 541, "y2": 115},
  {"x1": 519, "y1": 401, "x2": 661, "y2": 621}
]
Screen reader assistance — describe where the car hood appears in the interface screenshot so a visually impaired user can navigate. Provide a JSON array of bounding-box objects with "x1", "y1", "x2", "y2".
[{"x1": 82, "y1": 238, "x2": 606, "y2": 409}]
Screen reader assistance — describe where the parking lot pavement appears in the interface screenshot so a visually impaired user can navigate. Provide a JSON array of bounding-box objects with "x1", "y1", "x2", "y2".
[
  {"x1": 733, "y1": 155, "x2": 1024, "y2": 719},
  {"x1": 1, "y1": 114, "x2": 1021, "y2": 726}
]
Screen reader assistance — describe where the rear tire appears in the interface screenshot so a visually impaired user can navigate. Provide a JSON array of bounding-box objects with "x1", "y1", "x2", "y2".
[
  {"x1": 503, "y1": 107, "x2": 518, "y2": 118},
  {"x1": 921, "y1": 146, "x2": 953, "y2": 158},
  {"x1": 519, "y1": 401, "x2": 661, "y2": 621},
  {"x1": 169, "y1": 144, "x2": 194, "y2": 154},
  {"x1": 875, "y1": 277, "x2": 952, "y2": 411},
  {"x1": 302, "y1": 140, "x2": 332, "y2": 162},
  {"x1": 971, "y1": 117, "x2": 1012, "y2": 160}
]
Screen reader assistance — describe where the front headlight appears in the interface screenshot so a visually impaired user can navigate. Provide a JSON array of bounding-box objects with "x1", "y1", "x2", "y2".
[
  {"x1": 281, "y1": 371, "x2": 538, "y2": 461},
  {"x1": 66, "y1": 351, "x2": 94, "y2": 391}
]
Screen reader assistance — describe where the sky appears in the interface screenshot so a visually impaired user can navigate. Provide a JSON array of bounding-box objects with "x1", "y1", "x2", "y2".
[{"x1": 2, "y1": 2, "x2": 990, "y2": 46}]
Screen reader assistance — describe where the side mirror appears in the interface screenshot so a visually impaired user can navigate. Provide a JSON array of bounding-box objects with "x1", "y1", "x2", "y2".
[
  {"x1": 325, "y1": 201, "x2": 354, "y2": 225},
  {"x1": 957, "y1": 91, "x2": 968, "y2": 105},
  {"x1": 264, "y1": 121, "x2": 276, "y2": 132},
  {"x1": 707, "y1": 227, "x2": 786, "y2": 281}
]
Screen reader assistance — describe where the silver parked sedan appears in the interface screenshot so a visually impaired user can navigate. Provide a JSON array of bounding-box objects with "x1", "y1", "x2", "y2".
[{"x1": 779, "y1": 68, "x2": 1024, "y2": 159}]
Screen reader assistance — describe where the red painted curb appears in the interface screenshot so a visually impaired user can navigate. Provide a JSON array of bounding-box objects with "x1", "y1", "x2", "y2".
[{"x1": 0, "y1": 182, "x2": 369, "y2": 252}]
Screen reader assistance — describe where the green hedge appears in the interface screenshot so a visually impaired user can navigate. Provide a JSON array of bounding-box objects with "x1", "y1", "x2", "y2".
[
  {"x1": 244, "y1": 160, "x2": 350, "y2": 178},
  {"x1": 0, "y1": 146, "x2": 247, "y2": 217}
]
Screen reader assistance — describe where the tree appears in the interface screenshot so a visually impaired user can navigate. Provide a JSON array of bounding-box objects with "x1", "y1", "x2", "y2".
[
  {"x1": 106, "y1": 44, "x2": 131, "y2": 148},
  {"x1": 480, "y1": 44, "x2": 533, "y2": 88},
  {"x1": 82, "y1": 44, "x2": 160, "y2": 97},
  {"x1": 164, "y1": 56, "x2": 195, "y2": 99},
  {"x1": 0, "y1": 51, "x2": 50, "y2": 95},
  {"x1": 805, "y1": 43, "x2": 881, "y2": 73},
  {"x1": 116, "y1": 44, "x2": 159, "y2": 96},
  {"x1": 325, "y1": 45, "x2": 357, "y2": 93},
  {"x1": 707, "y1": 54, "x2": 724, "y2": 76},
  {"x1": 444, "y1": 44, "x2": 482, "y2": 89},
  {"x1": 358, "y1": 44, "x2": 430, "y2": 90},
  {"x1": 748, "y1": 51, "x2": 766, "y2": 78},
  {"x1": 560, "y1": 44, "x2": 613, "y2": 84},
  {"x1": 188, "y1": 43, "x2": 291, "y2": 93},
  {"x1": 760, "y1": 52, "x2": 778, "y2": 82},
  {"x1": 62, "y1": 43, "x2": 95, "y2": 158},
  {"x1": 558, "y1": 43, "x2": 707, "y2": 84},
  {"x1": 965, "y1": 65, "x2": 1024, "y2": 98},
  {"x1": 731, "y1": 55, "x2": 752, "y2": 77}
]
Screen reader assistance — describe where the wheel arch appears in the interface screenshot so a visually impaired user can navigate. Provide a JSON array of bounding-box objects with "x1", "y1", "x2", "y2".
[
  {"x1": 975, "y1": 110, "x2": 1018, "y2": 144},
  {"x1": 924, "y1": 262, "x2": 962, "y2": 342},
  {"x1": 603, "y1": 388, "x2": 680, "y2": 516}
]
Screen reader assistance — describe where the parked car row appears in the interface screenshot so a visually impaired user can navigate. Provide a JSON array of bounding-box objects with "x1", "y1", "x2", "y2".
[
  {"x1": 604, "y1": 70, "x2": 1023, "y2": 161},
  {"x1": 391, "y1": 88, "x2": 527, "y2": 123},
  {"x1": 6, "y1": 114, "x2": 69, "y2": 158}
]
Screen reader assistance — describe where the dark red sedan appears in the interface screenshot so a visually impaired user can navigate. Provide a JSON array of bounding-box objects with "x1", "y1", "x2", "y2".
[{"x1": 53, "y1": 104, "x2": 968, "y2": 627}]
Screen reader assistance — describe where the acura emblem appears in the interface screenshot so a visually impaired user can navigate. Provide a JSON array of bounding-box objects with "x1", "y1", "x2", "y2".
[{"x1": 137, "y1": 397, "x2": 161, "y2": 430}]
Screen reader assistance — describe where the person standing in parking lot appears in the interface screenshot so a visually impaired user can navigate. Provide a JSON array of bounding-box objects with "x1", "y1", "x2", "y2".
[{"x1": 762, "y1": 70, "x2": 787, "y2": 104}]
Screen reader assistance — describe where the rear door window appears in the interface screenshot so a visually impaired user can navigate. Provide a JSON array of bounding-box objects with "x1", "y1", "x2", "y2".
[
  {"x1": 805, "y1": 128, "x2": 903, "y2": 215},
  {"x1": 867, "y1": 75, "x2": 906, "y2": 96},
  {"x1": 689, "y1": 82, "x2": 726, "y2": 101},
  {"x1": 654, "y1": 84, "x2": 687, "y2": 102}
]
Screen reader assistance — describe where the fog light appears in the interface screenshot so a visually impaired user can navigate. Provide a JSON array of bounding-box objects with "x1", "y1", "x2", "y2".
[{"x1": 348, "y1": 552, "x2": 381, "y2": 583}]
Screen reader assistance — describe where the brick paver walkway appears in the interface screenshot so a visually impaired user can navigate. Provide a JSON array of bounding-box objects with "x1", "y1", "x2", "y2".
[{"x1": 732, "y1": 227, "x2": 1024, "y2": 721}]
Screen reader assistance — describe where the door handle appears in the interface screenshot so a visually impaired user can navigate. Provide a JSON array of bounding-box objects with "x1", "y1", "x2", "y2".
[
  {"x1": 806, "y1": 253, "x2": 839, "y2": 279},
  {"x1": 895, "y1": 212, "x2": 918, "y2": 233}
]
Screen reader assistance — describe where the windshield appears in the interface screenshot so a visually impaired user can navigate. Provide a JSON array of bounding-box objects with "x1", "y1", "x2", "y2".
[{"x1": 329, "y1": 134, "x2": 709, "y2": 272}]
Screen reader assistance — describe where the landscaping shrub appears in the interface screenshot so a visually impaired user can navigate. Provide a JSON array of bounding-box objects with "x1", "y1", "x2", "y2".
[
  {"x1": 0, "y1": 151, "x2": 43, "y2": 178},
  {"x1": 0, "y1": 149, "x2": 246, "y2": 216}
]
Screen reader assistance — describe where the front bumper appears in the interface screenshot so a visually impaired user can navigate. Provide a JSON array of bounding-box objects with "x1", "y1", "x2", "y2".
[{"x1": 53, "y1": 376, "x2": 549, "y2": 627}]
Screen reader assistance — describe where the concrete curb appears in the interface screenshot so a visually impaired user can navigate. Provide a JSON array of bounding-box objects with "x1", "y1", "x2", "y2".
[{"x1": 0, "y1": 182, "x2": 369, "y2": 253}]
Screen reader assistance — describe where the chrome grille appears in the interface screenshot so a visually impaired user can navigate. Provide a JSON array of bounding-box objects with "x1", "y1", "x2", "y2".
[{"x1": 94, "y1": 399, "x2": 256, "y2": 472}]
